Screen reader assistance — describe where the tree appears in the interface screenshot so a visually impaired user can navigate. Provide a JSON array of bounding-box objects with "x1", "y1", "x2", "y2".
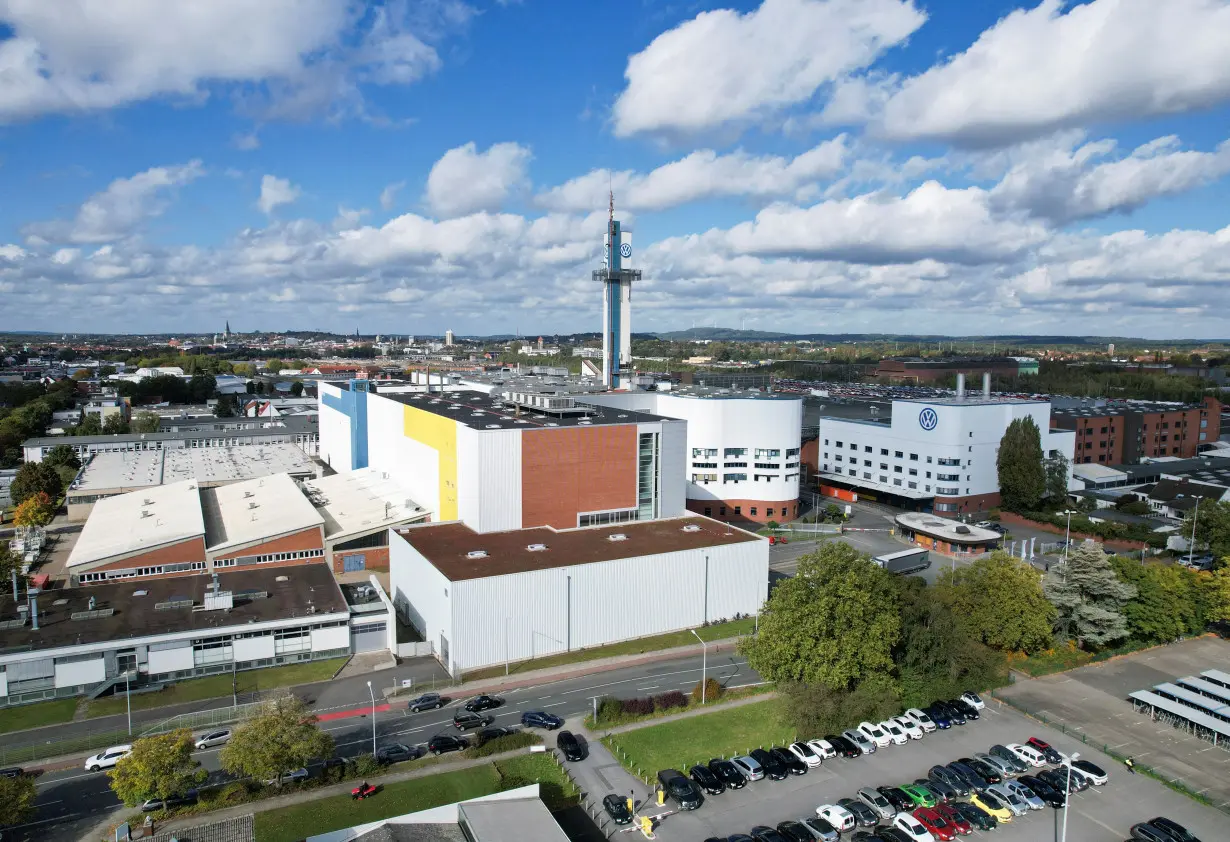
[
  {"x1": 130, "y1": 411, "x2": 161, "y2": 433},
  {"x1": 1043, "y1": 543, "x2": 1137, "y2": 648},
  {"x1": 102, "y1": 413, "x2": 129, "y2": 434},
  {"x1": 219, "y1": 697, "x2": 334, "y2": 786},
  {"x1": 1183, "y1": 500, "x2": 1230, "y2": 565},
  {"x1": 72, "y1": 414, "x2": 103, "y2": 436},
  {"x1": 43, "y1": 444, "x2": 81, "y2": 471},
  {"x1": 1109, "y1": 557, "x2": 1210, "y2": 645},
  {"x1": 187, "y1": 372, "x2": 217, "y2": 403},
  {"x1": 13, "y1": 492, "x2": 55, "y2": 526},
  {"x1": 265, "y1": 358, "x2": 287, "y2": 374},
  {"x1": 0, "y1": 771, "x2": 37, "y2": 827},
  {"x1": 215, "y1": 394, "x2": 237, "y2": 417},
  {"x1": 1044, "y1": 452, "x2": 1069, "y2": 503},
  {"x1": 946, "y1": 552, "x2": 1055, "y2": 653},
  {"x1": 779, "y1": 673, "x2": 901, "y2": 739},
  {"x1": 0, "y1": 544, "x2": 22, "y2": 583},
  {"x1": 739, "y1": 542, "x2": 900, "y2": 687},
  {"x1": 1115, "y1": 497, "x2": 1152, "y2": 516},
  {"x1": 997, "y1": 417, "x2": 1046, "y2": 512},
  {"x1": 10, "y1": 461, "x2": 63, "y2": 505},
  {"x1": 109, "y1": 730, "x2": 204, "y2": 808},
  {"x1": 289, "y1": 381, "x2": 304, "y2": 397}
]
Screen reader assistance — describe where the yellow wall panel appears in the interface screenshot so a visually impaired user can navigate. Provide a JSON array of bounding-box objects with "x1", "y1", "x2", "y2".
[{"x1": 403, "y1": 405, "x2": 458, "y2": 520}]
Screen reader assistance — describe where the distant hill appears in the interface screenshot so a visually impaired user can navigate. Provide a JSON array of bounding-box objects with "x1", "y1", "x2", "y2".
[{"x1": 653, "y1": 328, "x2": 1229, "y2": 345}]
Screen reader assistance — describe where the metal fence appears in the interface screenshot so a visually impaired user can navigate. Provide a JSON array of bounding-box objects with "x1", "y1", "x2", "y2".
[{"x1": 138, "y1": 694, "x2": 292, "y2": 739}]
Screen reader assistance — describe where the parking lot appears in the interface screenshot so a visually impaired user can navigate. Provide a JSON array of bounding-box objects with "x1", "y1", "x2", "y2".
[{"x1": 635, "y1": 701, "x2": 1230, "y2": 841}]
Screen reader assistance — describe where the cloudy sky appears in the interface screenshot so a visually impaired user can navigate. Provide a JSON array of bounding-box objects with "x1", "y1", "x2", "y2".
[{"x1": 2, "y1": 0, "x2": 1229, "y2": 339}]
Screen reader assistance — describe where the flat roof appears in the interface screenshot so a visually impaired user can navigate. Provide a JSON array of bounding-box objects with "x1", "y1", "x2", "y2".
[
  {"x1": 202, "y1": 473, "x2": 323, "y2": 553},
  {"x1": 0, "y1": 564, "x2": 345, "y2": 653},
  {"x1": 380, "y1": 389, "x2": 667, "y2": 430},
  {"x1": 68, "y1": 480, "x2": 205, "y2": 568},
  {"x1": 70, "y1": 444, "x2": 315, "y2": 493},
  {"x1": 397, "y1": 516, "x2": 762, "y2": 581},
  {"x1": 894, "y1": 512, "x2": 1001, "y2": 544},
  {"x1": 896, "y1": 396, "x2": 1045, "y2": 407},
  {"x1": 1053, "y1": 400, "x2": 1208, "y2": 418},
  {"x1": 304, "y1": 468, "x2": 429, "y2": 541},
  {"x1": 24, "y1": 415, "x2": 317, "y2": 447}
]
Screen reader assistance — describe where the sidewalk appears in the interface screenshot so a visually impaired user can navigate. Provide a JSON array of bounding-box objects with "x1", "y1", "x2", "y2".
[{"x1": 595, "y1": 690, "x2": 776, "y2": 738}]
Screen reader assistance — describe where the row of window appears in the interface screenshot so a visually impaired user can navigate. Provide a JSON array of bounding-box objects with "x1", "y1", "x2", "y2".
[
  {"x1": 79, "y1": 561, "x2": 206, "y2": 583},
  {"x1": 216, "y1": 548, "x2": 324, "y2": 568},
  {"x1": 702, "y1": 504, "x2": 798, "y2": 519}
]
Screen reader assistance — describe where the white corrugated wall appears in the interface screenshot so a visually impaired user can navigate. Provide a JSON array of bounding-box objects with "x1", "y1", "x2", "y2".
[
  {"x1": 656, "y1": 419, "x2": 688, "y2": 518},
  {"x1": 317, "y1": 383, "x2": 352, "y2": 472},
  {"x1": 477, "y1": 428, "x2": 522, "y2": 532},
  {"x1": 389, "y1": 531, "x2": 455, "y2": 671}
]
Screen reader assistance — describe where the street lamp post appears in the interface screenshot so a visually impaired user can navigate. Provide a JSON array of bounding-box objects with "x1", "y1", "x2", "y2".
[
  {"x1": 125, "y1": 670, "x2": 133, "y2": 736},
  {"x1": 690, "y1": 630, "x2": 708, "y2": 704},
  {"x1": 1060, "y1": 751, "x2": 1080, "y2": 842},
  {"x1": 1187, "y1": 498, "x2": 1200, "y2": 566},
  {"x1": 367, "y1": 680, "x2": 377, "y2": 757},
  {"x1": 1061, "y1": 509, "x2": 1076, "y2": 569}
]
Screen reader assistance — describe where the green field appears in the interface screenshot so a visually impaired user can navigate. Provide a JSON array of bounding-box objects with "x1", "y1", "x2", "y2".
[
  {"x1": 253, "y1": 753, "x2": 577, "y2": 842},
  {"x1": 463, "y1": 618, "x2": 756, "y2": 681},
  {"x1": 0, "y1": 698, "x2": 79, "y2": 734},
  {"x1": 604, "y1": 699, "x2": 794, "y2": 780}
]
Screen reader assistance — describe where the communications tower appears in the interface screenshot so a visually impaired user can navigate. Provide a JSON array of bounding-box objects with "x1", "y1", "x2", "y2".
[{"x1": 591, "y1": 191, "x2": 641, "y2": 389}]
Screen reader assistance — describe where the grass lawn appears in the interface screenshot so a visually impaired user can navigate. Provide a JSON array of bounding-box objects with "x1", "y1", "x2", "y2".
[
  {"x1": 605, "y1": 699, "x2": 793, "y2": 780},
  {"x1": 0, "y1": 698, "x2": 79, "y2": 734},
  {"x1": 87, "y1": 657, "x2": 348, "y2": 718},
  {"x1": 463, "y1": 618, "x2": 756, "y2": 682}
]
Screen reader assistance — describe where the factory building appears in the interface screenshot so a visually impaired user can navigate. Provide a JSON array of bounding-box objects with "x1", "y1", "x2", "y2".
[
  {"x1": 318, "y1": 381, "x2": 687, "y2": 533},
  {"x1": 813, "y1": 374, "x2": 1075, "y2": 516},
  {"x1": 389, "y1": 516, "x2": 767, "y2": 675},
  {"x1": 1050, "y1": 397, "x2": 1222, "y2": 464}
]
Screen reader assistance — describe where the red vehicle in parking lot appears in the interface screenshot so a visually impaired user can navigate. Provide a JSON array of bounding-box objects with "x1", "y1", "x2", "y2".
[
  {"x1": 933, "y1": 803, "x2": 973, "y2": 835},
  {"x1": 768, "y1": 536, "x2": 788, "y2": 545},
  {"x1": 1026, "y1": 737, "x2": 1063, "y2": 764},
  {"x1": 913, "y1": 807, "x2": 957, "y2": 841}
]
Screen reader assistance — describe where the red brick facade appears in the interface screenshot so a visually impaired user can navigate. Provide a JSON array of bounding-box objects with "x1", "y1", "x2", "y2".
[
  {"x1": 687, "y1": 497, "x2": 800, "y2": 525},
  {"x1": 331, "y1": 546, "x2": 390, "y2": 573},
  {"x1": 87, "y1": 537, "x2": 207, "y2": 572},
  {"x1": 520, "y1": 425, "x2": 637, "y2": 529},
  {"x1": 213, "y1": 527, "x2": 324, "y2": 560}
]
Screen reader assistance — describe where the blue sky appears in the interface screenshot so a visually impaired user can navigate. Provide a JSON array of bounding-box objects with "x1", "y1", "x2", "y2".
[{"x1": 2, "y1": 0, "x2": 1229, "y2": 338}]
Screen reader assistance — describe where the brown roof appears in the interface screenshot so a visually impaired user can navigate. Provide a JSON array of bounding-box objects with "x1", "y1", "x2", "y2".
[{"x1": 396, "y1": 517, "x2": 762, "y2": 581}]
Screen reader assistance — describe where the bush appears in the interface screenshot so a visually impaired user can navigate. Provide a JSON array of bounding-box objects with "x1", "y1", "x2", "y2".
[
  {"x1": 621, "y1": 697, "x2": 654, "y2": 716},
  {"x1": 463, "y1": 732, "x2": 537, "y2": 758},
  {"x1": 653, "y1": 691, "x2": 687, "y2": 711},
  {"x1": 766, "y1": 520, "x2": 780, "y2": 530},
  {"x1": 346, "y1": 754, "x2": 383, "y2": 779},
  {"x1": 597, "y1": 696, "x2": 623, "y2": 724},
  {"x1": 691, "y1": 678, "x2": 724, "y2": 705}
]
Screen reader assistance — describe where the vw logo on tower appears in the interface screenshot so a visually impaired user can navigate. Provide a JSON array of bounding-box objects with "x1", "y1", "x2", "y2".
[
  {"x1": 919, "y1": 407, "x2": 938, "y2": 431},
  {"x1": 620, "y1": 242, "x2": 632, "y2": 259}
]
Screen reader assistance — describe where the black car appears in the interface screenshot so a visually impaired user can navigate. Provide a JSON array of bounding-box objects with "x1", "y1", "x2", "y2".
[
  {"x1": 141, "y1": 790, "x2": 198, "y2": 812},
  {"x1": 770, "y1": 746, "x2": 807, "y2": 776},
  {"x1": 947, "y1": 761, "x2": 990, "y2": 793},
  {"x1": 476, "y1": 726, "x2": 516, "y2": 745},
  {"x1": 1146, "y1": 816, "x2": 1202, "y2": 842},
  {"x1": 878, "y1": 829, "x2": 915, "y2": 842},
  {"x1": 657, "y1": 768, "x2": 704, "y2": 810},
  {"x1": 777, "y1": 820, "x2": 817, "y2": 842},
  {"x1": 407, "y1": 692, "x2": 447, "y2": 712},
  {"x1": 1132, "y1": 824, "x2": 1175, "y2": 842},
  {"x1": 708, "y1": 758, "x2": 747, "y2": 789},
  {"x1": 1037, "y1": 768, "x2": 1076, "y2": 793},
  {"x1": 750, "y1": 748, "x2": 788, "y2": 780},
  {"x1": 878, "y1": 785, "x2": 915, "y2": 813},
  {"x1": 826, "y1": 735, "x2": 862, "y2": 758},
  {"x1": 728, "y1": 836, "x2": 756, "y2": 842},
  {"x1": 557, "y1": 730, "x2": 586, "y2": 762},
  {"x1": 915, "y1": 777, "x2": 955, "y2": 803},
  {"x1": 929, "y1": 765, "x2": 969, "y2": 796},
  {"x1": 947, "y1": 698, "x2": 979, "y2": 720},
  {"x1": 959, "y1": 757, "x2": 1002, "y2": 784},
  {"x1": 376, "y1": 743, "x2": 423, "y2": 764},
  {"x1": 602, "y1": 794, "x2": 633, "y2": 825},
  {"x1": 952, "y1": 801, "x2": 998, "y2": 831},
  {"x1": 0, "y1": 767, "x2": 25, "y2": 778},
  {"x1": 837, "y1": 797, "x2": 880, "y2": 827},
  {"x1": 464, "y1": 694, "x2": 504, "y2": 712},
  {"x1": 749, "y1": 826, "x2": 789, "y2": 842},
  {"x1": 935, "y1": 701, "x2": 967, "y2": 725},
  {"x1": 521, "y1": 710, "x2": 563, "y2": 730},
  {"x1": 453, "y1": 710, "x2": 495, "y2": 730},
  {"x1": 1017, "y1": 775, "x2": 1065, "y2": 808},
  {"x1": 428, "y1": 734, "x2": 469, "y2": 755},
  {"x1": 689, "y1": 764, "x2": 725, "y2": 795}
]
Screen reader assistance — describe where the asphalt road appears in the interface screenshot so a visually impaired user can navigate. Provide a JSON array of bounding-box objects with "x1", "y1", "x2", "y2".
[{"x1": 16, "y1": 650, "x2": 760, "y2": 842}]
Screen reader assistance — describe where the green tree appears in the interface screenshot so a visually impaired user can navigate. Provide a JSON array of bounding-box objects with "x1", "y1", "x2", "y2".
[
  {"x1": 10, "y1": 461, "x2": 63, "y2": 505},
  {"x1": 109, "y1": 730, "x2": 204, "y2": 808},
  {"x1": 289, "y1": 381, "x2": 304, "y2": 397},
  {"x1": 130, "y1": 411, "x2": 161, "y2": 433},
  {"x1": 187, "y1": 372, "x2": 217, "y2": 403},
  {"x1": 1114, "y1": 497, "x2": 1152, "y2": 516},
  {"x1": 43, "y1": 444, "x2": 81, "y2": 470},
  {"x1": 0, "y1": 544, "x2": 23, "y2": 584},
  {"x1": 1044, "y1": 452, "x2": 1069, "y2": 503},
  {"x1": 219, "y1": 697, "x2": 334, "y2": 786},
  {"x1": 13, "y1": 492, "x2": 55, "y2": 526},
  {"x1": 72, "y1": 414, "x2": 103, "y2": 436},
  {"x1": 739, "y1": 542, "x2": 900, "y2": 687},
  {"x1": 264, "y1": 358, "x2": 287, "y2": 374},
  {"x1": 1182, "y1": 500, "x2": 1230, "y2": 565},
  {"x1": 102, "y1": 413, "x2": 129, "y2": 434},
  {"x1": 946, "y1": 552, "x2": 1055, "y2": 653},
  {"x1": 1043, "y1": 543, "x2": 1137, "y2": 648},
  {"x1": 0, "y1": 770, "x2": 37, "y2": 827},
  {"x1": 997, "y1": 417, "x2": 1046, "y2": 512},
  {"x1": 215, "y1": 394, "x2": 237, "y2": 417},
  {"x1": 1109, "y1": 557, "x2": 1210, "y2": 644}
]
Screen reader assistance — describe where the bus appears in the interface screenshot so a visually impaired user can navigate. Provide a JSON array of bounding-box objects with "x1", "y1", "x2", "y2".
[{"x1": 872, "y1": 547, "x2": 930, "y2": 574}]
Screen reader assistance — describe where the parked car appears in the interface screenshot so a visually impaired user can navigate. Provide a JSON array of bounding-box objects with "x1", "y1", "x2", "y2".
[
  {"x1": 749, "y1": 826, "x2": 789, "y2": 842},
  {"x1": 903, "y1": 708, "x2": 937, "y2": 733},
  {"x1": 933, "y1": 802, "x2": 973, "y2": 836},
  {"x1": 140, "y1": 790, "x2": 198, "y2": 812},
  {"x1": 912, "y1": 807, "x2": 956, "y2": 841},
  {"x1": 899, "y1": 783, "x2": 936, "y2": 808},
  {"x1": 750, "y1": 748, "x2": 788, "y2": 780},
  {"x1": 843, "y1": 728, "x2": 876, "y2": 754},
  {"x1": 947, "y1": 698, "x2": 979, "y2": 721},
  {"x1": 771, "y1": 746, "x2": 808, "y2": 775},
  {"x1": 814, "y1": 804, "x2": 855, "y2": 833},
  {"x1": 974, "y1": 752, "x2": 1017, "y2": 779},
  {"x1": 880, "y1": 719, "x2": 909, "y2": 745},
  {"x1": 952, "y1": 800, "x2": 998, "y2": 832},
  {"x1": 1026, "y1": 736, "x2": 1063, "y2": 765},
  {"x1": 892, "y1": 813, "x2": 937, "y2": 841},
  {"x1": 969, "y1": 791, "x2": 1012, "y2": 823},
  {"x1": 857, "y1": 785, "x2": 897, "y2": 820},
  {"x1": 806, "y1": 738, "x2": 838, "y2": 759},
  {"x1": 1145, "y1": 816, "x2": 1202, "y2": 842},
  {"x1": 923, "y1": 705, "x2": 951, "y2": 729},
  {"x1": 265, "y1": 767, "x2": 309, "y2": 785},
  {"x1": 826, "y1": 735, "x2": 862, "y2": 757},
  {"x1": 960, "y1": 691, "x2": 986, "y2": 710},
  {"x1": 946, "y1": 762, "x2": 989, "y2": 793},
  {"x1": 84, "y1": 745, "x2": 132, "y2": 772},
  {"x1": 837, "y1": 797, "x2": 880, "y2": 828},
  {"x1": 376, "y1": 743, "x2": 423, "y2": 764},
  {"x1": 916, "y1": 776, "x2": 957, "y2": 803},
  {"x1": 1062, "y1": 765, "x2": 1092, "y2": 791},
  {"x1": 928, "y1": 766, "x2": 969, "y2": 797},
  {"x1": 453, "y1": 711, "x2": 494, "y2": 730},
  {"x1": 1131, "y1": 824, "x2": 1177, "y2": 842},
  {"x1": 602, "y1": 794, "x2": 633, "y2": 825},
  {"x1": 1006, "y1": 742, "x2": 1047, "y2": 767},
  {"x1": 934, "y1": 701, "x2": 966, "y2": 725},
  {"x1": 657, "y1": 768, "x2": 703, "y2": 810},
  {"x1": 801, "y1": 817, "x2": 841, "y2": 842},
  {"x1": 689, "y1": 764, "x2": 725, "y2": 795},
  {"x1": 858, "y1": 721, "x2": 892, "y2": 748},
  {"x1": 557, "y1": 731, "x2": 585, "y2": 762},
  {"x1": 1017, "y1": 775, "x2": 1065, "y2": 808},
  {"x1": 0, "y1": 767, "x2": 25, "y2": 778},
  {"x1": 194, "y1": 730, "x2": 231, "y2": 750},
  {"x1": 732, "y1": 754, "x2": 765, "y2": 781},
  {"x1": 521, "y1": 710, "x2": 564, "y2": 730},
  {"x1": 893, "y1": 715, "x2": 925, "y2": 739},
  {"x1": 1072, "y1": 759, "x2": 1108, "y2": 785},
  {"x1": 428, "y1": 734, "x2": 469, "y2": 755},
  {"x1": 476, "y1": 727, "x2": 516, "y2": 745},
  {"x1": 878, "y1": 830, "x2": 916, "y2": 842},
  {"x1": 878, "y1": 786, "x2": 916, "y2": 814},
  {"x1": 1037, "y1": 768, "x2": 1080, "y2": 794},
  {"x1": 959, "y1": 757, "x2": 1002, "y2": 785},
  {"x1": 988, "y1": 744, "x2": 1029, "y2": 774},
  {"x1": 777, "y1": 820, "x2": 821, "y2": 842},
  {"x1": 986, "y1": 784, "x2": 1029, "y2": 817},
  {"x1": 709, "y1": 757, "x2": 748, "y2": 789},
  {"x1": 1002, "y1": 779, "x2": 1044, "y2": 811},
  {"x1": 788, "y1": 741, "x2": 823, "y2": 767},
  {"x1": 464, "y1": 694, "x2": 504, "y2": 712},
  {"x1": 407, "y1": 692, "x2": 447, "y2": 712}
]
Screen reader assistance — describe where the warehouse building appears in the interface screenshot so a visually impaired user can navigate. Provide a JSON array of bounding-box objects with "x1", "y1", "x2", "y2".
[{"x1": 389, "y1": 516, "x2": 767, "y2": 675}]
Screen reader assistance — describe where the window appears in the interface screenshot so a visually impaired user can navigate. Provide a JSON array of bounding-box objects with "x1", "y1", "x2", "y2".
[
  {"x1": 725, "y1": 461, "x2": 747, "y2": 467},
  {"x1": 879, "y1": 463, "x2": 888, "y2": 470},
  {"x1": 864, "y1": 445, "x2": 872, "y2": 453},
  {"x1": 909, "y1": 453, "x2": 918, "y2": 461},
  {"x1": 926, "y1": 456, "x2": 933, "y2": 463},
  {"x1": 724, "y1": 447, "x2": 748, "y2": 458},
  {"x1": 935, "y1": 502, "x2": 957, "y2": 512},
  {"x1": 734, "y1": 506, "x2": 741, "y2": 515},
  {"x1": 894, "y1": 466, "x2": 902, "y2": 473},
  {"x1": 692, "y1": 447, "x2": 718, "y2": 459},
  {"x1": 879, "y1": 475, "x2": 888, "y2": 483},
  {"x1": 848, "y1": 442, "x2": 857, "y2": 450},
  {"x1": 894, "y1": 451, "x2": 903, "y2": 458},
  {"x1": 755, "y1": 448, "x2": 781, "y2": 459},
  {"x1": 786, "y1": 448, "x2": 800, "y2": 457},
  {"x1": 719, "y1": 507, "x2": 726, "y2": 516},
  {"x1": 692, "y1": 461, "x2": 718, "y2": 468},
  {"x1": 908, "y1": 468, "x2": 917, "y2": 476},
  {"x1": 863, "y1": 472, "x2": 871, "y2": 479},
  {"x1": 893, "y1": 479, "x2": 903, "y2": 486},
  {"x1": 863, "y1": 459, "x2": 872, "y2": 467},
  {"x1": 754, "y1": 462, "x2": 780, "y2": 469},
  {"x1": 691, "y1": 473, "x2": 717, "y2": 483},
  {"x1": 937, "y1": 457, "x2": 960, "y2": 466},
  {"x1": 908, "y1": 481, "x2": 917, "y2": 489},
  {"x1": 937, "y1": 486, "x2": 959, "y2": 495},
  {"x1": 937, "y1": 473, "x2": 960, "y2": 481},
  {"x1": 880, "y1": 448, "x2": 889, "y2": 456},
  {"x1": 750, "y1": 507, "x2": 758, "y2": 516},
  {"x1": 723, "y1": 473, "x2": 747, "y2": 483},
  {"x1": 835, "y1": 455, "x2": 844, "y2": 462},
  {"x1": 766, "y1": 508, "x2": 774, "y2": 516},
  {"x1": 848, "y1": 468, "x2": 857, "y2": 476}
]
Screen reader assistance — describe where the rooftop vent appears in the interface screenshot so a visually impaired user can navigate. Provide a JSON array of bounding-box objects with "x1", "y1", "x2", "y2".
[
  {"x1": 485, "y1": 424, "x2": 501, "y2": 429},
  {"x1": 466, "y1": 549, "x2": 489, "y2": 559},
  {"x1": 275, "y1": 575, "x2": 289, "y2": 582},
  {"x1": 526, "y1": 543, "x2": 548, "y2": 552},
  {"x1": 607, "y1": 533, "x2": 628, "y2": 542},
  {"x1": 132, "y1": 590, "x2": 148, "y2": 597},
  {"x1": 681, "y1": 524, "x2": 702, "y2": 533}
]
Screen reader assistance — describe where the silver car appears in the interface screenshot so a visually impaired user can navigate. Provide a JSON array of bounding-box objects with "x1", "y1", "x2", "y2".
[
  {"x1": 976, "y1": 752, "x2": 1018, "y2": 778},
  {"x1": 194, "y1": 729, "x2": 231, "y2": 750},
  {"x1": 842, "y1": 729, "x2": 876, "y2": 754},
  {"x1": 856, "y1": 786, "x2": 896, "y2": 820},
  {"x1": 987, "y1": 783, "x2": 1030, "y2": 816},
  {"x1": 732, "y1": 755, "x2": 764, "y2": 781},
  {"x1": 1004, "y1": 779, "x2": 1045, "y2": 811}
]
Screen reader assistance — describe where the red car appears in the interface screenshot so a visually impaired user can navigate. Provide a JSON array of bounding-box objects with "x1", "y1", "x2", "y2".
[
  {"x1": 934, "y1": 803, "x2": 973, "y2": 835},
  {"x1": 913, "y1": 807, "x2": 957, "y2": 841},
  {"x1": 1026, "y1": 736, "x2": 1063, "y2": 764}
]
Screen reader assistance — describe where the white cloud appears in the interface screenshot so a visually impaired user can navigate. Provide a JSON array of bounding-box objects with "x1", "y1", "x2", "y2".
[
  {"x1": 611, "y1": 0, "x2": 925, "y2": 138},
  {"x1": 332, "y1": 206, "x2": 369, "y2": 231},
  {"x1": 258, "y1": 174, "x2": 301, "y2": 215},
  {"x1": 875, "y1": 0, "x2": 1230, "y2": 145},
  {"x1": 232, "y1": 132, "x2": 261, "y2": 151},
  {"x1": 537, "y1": 137, "x2": 849, "y2": 212},
  {"x1": 379, "y1": 180, "x2": 406, "y2": 211},
  {"x1": 424, "y1": 142, "x2": 531, "y2": 218}
]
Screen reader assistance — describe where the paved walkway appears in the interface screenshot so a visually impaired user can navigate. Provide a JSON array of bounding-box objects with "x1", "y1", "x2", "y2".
[{"x1": 597, "y1": 690, "x2": 776, "y2": 738}]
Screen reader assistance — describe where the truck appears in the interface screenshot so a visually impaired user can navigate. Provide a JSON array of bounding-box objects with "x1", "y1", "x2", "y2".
[{"x1": 872, "y1": 547, "x2": 930, "y2": 574}]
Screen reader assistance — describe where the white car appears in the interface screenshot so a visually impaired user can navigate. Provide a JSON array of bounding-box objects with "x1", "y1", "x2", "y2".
[
  {"x1": 806, "y1": 738, "x2": 838, "y2": 760},
  {"x1": 815, "y1": 804, "x2": 855, "y2": 832},
  {"x1": 904, "y1": 708, "x2": 937, "y2": 733},
  {"x1": 893, "y1": 716, "x2": 925, "y2": 740},
  {"x1": 892, "y1": 813, "x2": 936, "y2": 841},
  {"x1": 960, "y1": 691, "x2": 986, "y2": 710},
  {"x1": 857, "y1": 721, "x2": 891, "y2": 748},
  {"x1": 1072, "y1": 759, "x2": 1108, "y2": 785},
  {"x1": 843, "y1": 728, "x2": 876, "y2": 754},
  {"x1": 1006, "y1": 742, "x2": 1046, "y2": 767},
  {"x1": 879, "y1": 719, "x2": 908, "y2": 745},
  {"x1": 788, "y1": 741, "x2": 823, "y2": 767},
  {"x1": 732, "y1": 755, "x2": 764, "y2": 781},
  {"x1": 85, "y1": 745, "x2": 132, "y2": 772},
  {"x1": 194, "y1": 729, "x2": 231, "y2": 750}
]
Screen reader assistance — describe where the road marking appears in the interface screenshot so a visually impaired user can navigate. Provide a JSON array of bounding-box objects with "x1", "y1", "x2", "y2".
[
  {"x1": 636, "y1": 685, "x2": 659, "y2": 691},
  {"x1": 544, "y1": 702, "x2": 568, "y2": 708}
]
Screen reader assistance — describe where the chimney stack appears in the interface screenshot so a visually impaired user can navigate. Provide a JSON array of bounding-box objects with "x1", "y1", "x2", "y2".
[
  {"x1": 982, "y1": 372, "x2": 991, "y2": 398},
  {"x1": 956, "y1": 373, "x2": 966, "y2": 398}
]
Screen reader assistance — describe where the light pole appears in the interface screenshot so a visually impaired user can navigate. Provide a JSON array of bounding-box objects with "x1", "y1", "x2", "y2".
[
  {"x1": 1187, "y1": 497, "x2": 1200, "y2": 566},
  {"x1": 1061, "y1": 509, "x2": 1076, "y2": 566},
  {"x1": 125, "y1": 670, "x2": 133, "y2": 736},
  {"x1": 1060, "y1": 751, "x2": 1080, "y2": 842},
  {"x1": 690, "y1": 630, "x2": 708, "y2": 704},
  {"x1": 367, "y1": 680, "x2": 377, "y2": 757}
]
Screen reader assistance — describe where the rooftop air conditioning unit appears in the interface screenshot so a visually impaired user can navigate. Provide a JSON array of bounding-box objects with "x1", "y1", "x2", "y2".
[
  {"x1": 466, "y1": 550, "x2": 488, "y2": 559},
  {"x1": 607, "y1": 533, "x2": 627, "y2": 542},
  {"x1": 526, "y1": 543, "x2": 548, "y2": 552},
  {"x1": 681, "y1": 524, "x2": 701, "y2": 533},
  {"x1": 276, "y1": 575, "x2": 289, "y2": 582},
  {"x1": 248, "y1": 502, "x2": 257, "y2": 509}
]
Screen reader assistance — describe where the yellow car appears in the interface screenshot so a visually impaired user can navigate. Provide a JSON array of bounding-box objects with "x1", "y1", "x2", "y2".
[{"x1": 970, "y1": 791, "x2": 1013, "y2": 823}]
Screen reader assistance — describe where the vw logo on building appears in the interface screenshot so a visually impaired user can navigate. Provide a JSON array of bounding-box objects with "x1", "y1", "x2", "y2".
[
  {"x1": 919, "y1": 407, "x2": 938, "y2": 431},
  {"x1": 620, "y1": 243, "x2": 632, "y2": 259}
]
